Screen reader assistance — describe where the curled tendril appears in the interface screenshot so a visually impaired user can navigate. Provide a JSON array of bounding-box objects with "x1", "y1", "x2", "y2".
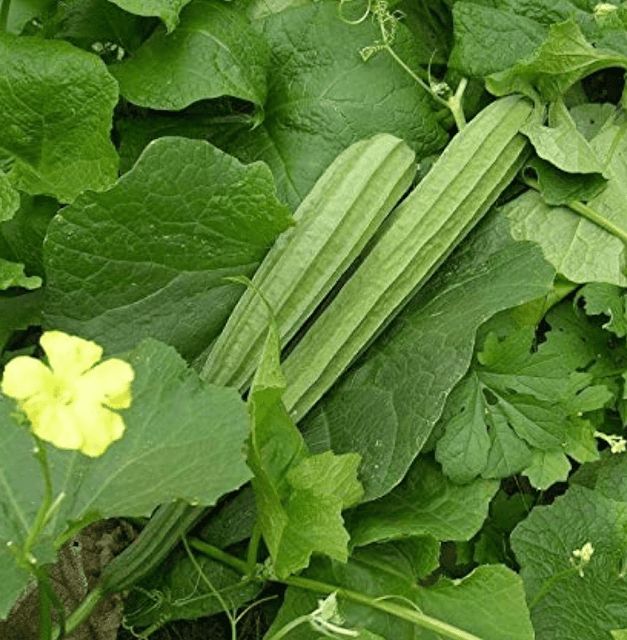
[
  {"x1": 354, "y1": 0, "x2": 404, "y2": 60},
  {"x1": 338, "y1": 0, "x2": 372, "y2": 25}
]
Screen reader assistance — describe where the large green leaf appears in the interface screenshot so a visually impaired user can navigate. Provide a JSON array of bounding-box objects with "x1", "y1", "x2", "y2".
[
  {"x1": 111, "y1": 0, "x2": 270, "y2": 110},
  {"x1": 346, "y1": 458, "x2": 498, "y2": 547},
  {"x1": 507, "y1": 119, "x2": 627, "y2": 286},
  {"x1": 512, "y1": 484, "x2": 627, "y2": 640},
  {"x1": 301, "y1": 214, "x2": 555, "y2": 501},
  {"x1": 450, "y1": 3, "x2": 549, "y2": 77},
  {"x1": 0, "y1": 339, "x2": 251, "y2": 618},
  {"x1": 213, "y1": 0, "x2": 447, "y2": 208},
  {"x1": 267, "y1": 545, "x2": 534, "y2": 640},
  {"x1": 249, "y1": 325, "x2": 363, "y2": 579},
  {"x1": 108, "y1": 0, "x2": 191, "y2": 31},
  {"x1": 0, "y1": 34, "x2": 118, "y2": 202},
  {"x1": 43, "y1": 137, "x2": 292, "y2": 360}
]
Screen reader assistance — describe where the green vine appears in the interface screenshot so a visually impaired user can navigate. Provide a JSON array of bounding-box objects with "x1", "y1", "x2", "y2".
[{"x1": 339, "y1": 0, "x2": 468, "y2": 131}]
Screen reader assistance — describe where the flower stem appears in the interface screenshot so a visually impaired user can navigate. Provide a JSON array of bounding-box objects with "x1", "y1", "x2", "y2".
[{"x1": 22, "y1": 439, "x2": 53, "y2": 563}]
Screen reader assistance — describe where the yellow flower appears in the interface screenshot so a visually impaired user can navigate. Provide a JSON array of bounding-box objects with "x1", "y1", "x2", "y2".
[{"x1": 1, "y1": 331, "x2": 134, "y2": 457}]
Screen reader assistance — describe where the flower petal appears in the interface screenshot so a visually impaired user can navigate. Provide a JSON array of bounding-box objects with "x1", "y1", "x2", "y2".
[
  {"x1": 1, "y1": 357, "x2": 55, "y2": 401},
  {"x1": 30, "y1": 402, "x2": 83, "y2": 451},
  {"x1": 79, "y1": 359, "x2": 134, "y2": 409},
  {"x1": 74, "y1": 403, "x2": 126, "y2": 457},
  {"x1": 41, "y1": 331, "x2": 103, "y2": 378}
]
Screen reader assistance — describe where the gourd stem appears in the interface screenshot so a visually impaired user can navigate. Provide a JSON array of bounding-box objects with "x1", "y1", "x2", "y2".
[{"x1": 58, "y1": 587, "x2": 103, "y2": 636}]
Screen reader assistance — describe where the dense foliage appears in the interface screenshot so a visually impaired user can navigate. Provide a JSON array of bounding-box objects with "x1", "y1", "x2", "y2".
[{"x1": 0, "y1": 0, "x2": 626, "y2": 638}]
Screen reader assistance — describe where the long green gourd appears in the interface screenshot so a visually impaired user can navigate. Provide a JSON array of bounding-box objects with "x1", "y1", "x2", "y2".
[
  {"x1": 282, "y1": 94, "x2": 534, "y2": 419},
  {"x1": 96, "y1": 135, "x2": 416, "y2": 596},
  {"x1": 201, "y1": 133, "x2": 416, "y2": 390},
  {"x1": 69, "y1": 95, "x2": 533, "y2": 624}
]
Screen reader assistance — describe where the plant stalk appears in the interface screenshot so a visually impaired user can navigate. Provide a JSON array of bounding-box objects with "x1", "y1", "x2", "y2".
[
  {"x1": 192, "y1": 541, "x2": 483, "y2": 640},
  {"x1": 523, "y1": 176, "x2": 627, "y2": 244}
]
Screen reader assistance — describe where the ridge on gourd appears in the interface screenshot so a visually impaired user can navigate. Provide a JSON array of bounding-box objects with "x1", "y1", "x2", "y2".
[
  {"x1": 282, "y1": 95, "x2": 534, "y2": 420},
  {"x1": 201, "y1": 134, "x2": 416, "y2": 390}
]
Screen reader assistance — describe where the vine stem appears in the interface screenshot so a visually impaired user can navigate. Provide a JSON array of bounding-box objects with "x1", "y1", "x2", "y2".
[
  {"x1": 282, "y1": 575, "x2": 482, "y2": 640},
  {"x1": 523, "y1": 176, "x2": 627, "y2": 244},
  {"x1": 63, "y1": 537, "x2": 483, "y2": 639},
  {"x1": 190, "y1": 539, "x2": 482, "y2": 640},
  {"x1": 0, "y1": 0, "x2": 10, "y2": 31}
]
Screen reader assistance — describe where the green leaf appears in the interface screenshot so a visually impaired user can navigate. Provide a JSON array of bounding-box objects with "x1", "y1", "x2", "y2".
[
  {"x1": 213, "y1": 0, "x2": 447, "y2": 208},
  {"x1": 436, "y1": 302, "x2": 621, "y2": 489},
  {"x1": 4, "y1": 0, "x2": 55, "y2": 34},
  {"x1": 0, "y1": 195, "x2": 58, "y2": 277},
  {"x1": 522, "y1": 448, "x2": 571, "y2": 489},
  {"x1": 0, "y1": 173, "x2": 19, "y2": 222},
  {"x1": 43, "y1": 137, "x2": 292, "y2": 361},
  {"x1": 507, "y1": 118, "x2": 627, "y2": 285},
  {"x1": 346, "y1": 457, "x2": 498, "y2": 547},
  {"x1": 0, "y1": 34, "x2": 119, "y2": 202},
  {"x1": 0, "y1": 339, "x2": 252, "y2": 617},
  {"x1": 512, "y1": 485, "x2": 627, "y2": 639},
  {"x1": 526, "y1": 156, "x2": 608, "y2": 206},
  {"x1": 522, "y1": 100, "x2": 607, "y2": 178},
  {"x1": 569, "y1": 102, "x2": 618, "y2": 140},
  {"x1": 0, "y1": 290, "x2": 42, "y2": 353},
  {"x1": 579, "y1": 283, "x2": 627, "y2": 337},
  {"x1": 110, "y1": 0, "x2": 270, "y2": 110},
  {"x1": 45, "y1": 0, "x2": 154, "y2": 53},
  {"x1": 487, "y1": 20, "x2": 627, "y2": 100},
  {"x1": 0, "y1": 259, "x2": 41, "y2": 291},
  {"x1": 107, "y1": 0, "x2": 191, "y2": 31},
  {"x1": 249, "y1": 325, "x2": 363, "y2": 579},
  {"x1": 268, "y1": 548, "x2": 534, "y2": 640},
  {"x1": 450, "y1": 3, "x2": 548, "y2": 77},
  {"x1": 301, "y1": 213, "x2": 555, "y2": 501}
]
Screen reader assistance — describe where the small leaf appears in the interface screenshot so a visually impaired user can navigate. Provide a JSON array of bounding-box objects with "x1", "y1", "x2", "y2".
[
  {"x1": 347, "y1": 457, "x2": 498, "y2": 547},
  {"x1": 579, "y1": 283, "x2": 627, "y2": 337},
  {"x1": 487, "y1": 20, "x2": 627, "y2": 101},
  {"x1": 110, "y1": 1, "x2": 270, "y2": 110},
  {"x1": 0, "y1": 259, "x2": 41, "y2": 291},
  {"x1": 107, "y1": 0, "x2": 191, "y2": 31},
  {"x1": 248, "y1": 325, "x2": 363, "y2": 578},
  {"x1": 0, "y1": 34, "x2": 119, "y2": 202}
]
